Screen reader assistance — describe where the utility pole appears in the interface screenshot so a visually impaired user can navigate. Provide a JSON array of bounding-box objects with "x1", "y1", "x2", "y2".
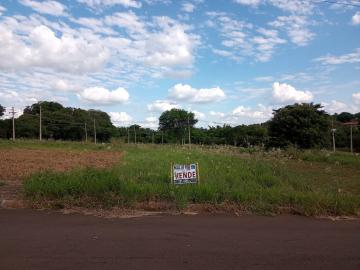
[
  {"x1": 10, "y1": 107, "x2": 16, "y2": 141},
  {"x1": 188, "y1": 115, "x2": 191, "y2": 149},
  {"x1": 350, "y1": 124, "x2": 353, "y2": 154},
  {"x1": 93, "y1": 118, "x2": 97, "y2": 144},
  {"x1": 331, "y1": 119, "x2": 336, "y2": 152},
  {"x1": 127, "y1": 127, "x2": 130, "y2": 144},
  {"x1": 84, "y1": 122, "x2": 88, "y2": 143},
  {"x1": 39, "y1": 104, "x2": 42, "y2": 141},
  {"x1": 332, "y1": 128, "x2": 336, "y2": 152},
  {"x1": 134, "y1": 125, "x2": 137, "y2": 144}
]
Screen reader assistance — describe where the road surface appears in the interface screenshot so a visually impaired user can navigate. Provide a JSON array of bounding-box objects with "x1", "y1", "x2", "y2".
[{"x1": 0, "y1": 209, "x2": 359, "y2": 270}]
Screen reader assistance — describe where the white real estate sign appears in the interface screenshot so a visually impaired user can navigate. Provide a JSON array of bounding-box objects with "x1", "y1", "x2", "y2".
[{"x1": 172, "y1": 163, "x2": 198, "y2": 185}]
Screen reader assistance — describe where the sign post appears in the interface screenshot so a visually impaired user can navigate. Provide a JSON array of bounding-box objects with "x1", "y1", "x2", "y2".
[{"x1": 172, "y1": 163, "x2": 199, "y2": 185}]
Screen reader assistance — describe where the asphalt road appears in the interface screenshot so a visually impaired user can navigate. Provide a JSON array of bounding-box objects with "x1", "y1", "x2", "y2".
[{"x1": 0, "y1": 209, "x2": 359, "y2": 270}]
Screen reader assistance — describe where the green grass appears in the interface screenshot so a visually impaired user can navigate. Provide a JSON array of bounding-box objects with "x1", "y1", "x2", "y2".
[{"x1": 23, "y1": 143, "x2": 360, "y2": 216}]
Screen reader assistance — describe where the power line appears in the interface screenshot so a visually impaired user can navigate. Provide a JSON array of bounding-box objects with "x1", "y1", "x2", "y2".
[{"x1": 312, "y1": 0, "x2": 360, "y2": 8}]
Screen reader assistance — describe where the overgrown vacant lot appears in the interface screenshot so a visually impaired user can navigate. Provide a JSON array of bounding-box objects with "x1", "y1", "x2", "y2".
[{"x1": 20, "y1": 141, "x2": 360, "y2": 216}]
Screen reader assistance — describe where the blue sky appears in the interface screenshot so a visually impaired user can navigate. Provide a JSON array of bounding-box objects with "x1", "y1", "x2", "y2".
[{"x1": 0, "y1": 0, "x2": 359, "y2": 128}]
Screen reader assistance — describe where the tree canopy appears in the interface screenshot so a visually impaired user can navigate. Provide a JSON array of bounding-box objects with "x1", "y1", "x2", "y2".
[
  {"x1": 0, "y1": 101, "x2": 359, "y2": 151},
  {"x1": 0, "y1": 104, "x2": 5, "y2": 117},
  {"x1": 159, "y1": 109, "x2": 197, "y2": 143},
  {"x1": 268, "y1": 103, "x2": 330, "y2": 148},
  {"x1": 0, "y1": 101, "x2": 116, "y2": 142}
]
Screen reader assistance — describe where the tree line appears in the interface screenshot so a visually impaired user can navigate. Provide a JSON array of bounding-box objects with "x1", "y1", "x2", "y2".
[{"x1": 0, "y1": 102, "x2": 359, "y2": 151}]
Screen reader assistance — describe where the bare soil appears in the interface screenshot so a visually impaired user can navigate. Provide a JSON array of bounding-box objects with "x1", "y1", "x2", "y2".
[{"x1": 0, "y1": 148, "x2": 121, "y2": 202}]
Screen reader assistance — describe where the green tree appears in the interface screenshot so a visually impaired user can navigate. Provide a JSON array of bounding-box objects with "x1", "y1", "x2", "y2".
[
  {"x1": 335, "y1": 112, "x2": 354, "y2": 123},
  {"x1": 268, "y1": 103, "x2": 330, "y2": 149},
  {"x1": 11, "y1": 101, "x2": 116, "y2": 142},
  {"x1": 0, "y1": 104, "x2": 5, "y2": 117},
  {"x1": 159, "y1": 109, "x2": 197, "y2": 143}
]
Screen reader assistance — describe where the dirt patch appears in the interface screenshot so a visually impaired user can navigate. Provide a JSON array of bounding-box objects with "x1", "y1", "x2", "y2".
[{"x1": 0, "y1": 148, "x2": 121, "y2": 202}]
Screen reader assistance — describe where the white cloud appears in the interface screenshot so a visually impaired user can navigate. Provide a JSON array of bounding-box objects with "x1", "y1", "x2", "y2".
[
  {"x1": 322, "y1": 100, "x2": 347, "y2": 114},
  {"x1": 143, "y1": 116, "x2": 158, "y2": 129},
  {"x1": 78, "y1": 0, "x2": 142, "y2": 8},
  {"x1": 268, "y1": 0, "x2": 314, "y2": 15},
  {"x1": 168, "y1": 83, "x2": 226, "y2": 103},
  {"x1": 104, "y1": 11, "x2": 146, "y2": 35},
  {"x1": 0, "y1": 89, "x2": 38, "y2": 112},
  {"x1": 210, "y1": 111, "x2": 226, "y2": 118},
  {"x1": 144, "y1": 17, "x2": 199, "y2": 67},
  {"x1": 20, "y1": 0, "x2": 67, "y2": 16},
  {"x1": 272, "y1": 82, "x2": 313, "y2": 103},
  {"x1": 0, "y1": 5, "x2": 6, "y2": 16},
  {"x1": 207, "y1": 104, "x2": 273, "y2": 125},
  {"x1": 192, "y1": 110, "x2": 205, "y2": 120},
  {"x1": 232, "y1": 104, "x2": 272, "y2": 119},
  {"x1": 78, "y1": 87, "x2": 129, "y2": 105},
  {"x1": 0, "y1": 89, "x2": 20, "y2": 102},
  {"x1": 255, "y1": 76, "x2": 274, "y2": 82},
  {"x1": 147, "y1": 100, "x2": 179, "y2": 112},
  {"x1": 208, "y1": 13, "x2": 286, "y2": 62},
  {"x1": 314, "y1": 48, "x2": 360, "y2": 65},
  {"x1": 0, "y1": 10, "x2": 199, "y2": 86},
  {"x1": 269, "y1": 15, "x2": 314, "y2": 46},
  {"x1": 353, "y1": 92, "x2": 360, "y2": 104},
  {"x1": 109, "y1": 112, "x2": 133, "y2": 126},
  {"x1": 0, "y1": 24, "x2": 109, "y2": 73},
  {"x1": 52, "y1": 79, "x2": 81, "y2": 92},
  {"x1": 352, "y1": 12, "x2": 360, "y2": 25},
  {"x1": 234, "y1": 0, "x2": 261, "y2": 7},
  {"x1": 182, "y1": 2, "x2": 195, "y2": 12},
  {"x1": 323, "y1": 99, "x2": 360, "y2": 114}
]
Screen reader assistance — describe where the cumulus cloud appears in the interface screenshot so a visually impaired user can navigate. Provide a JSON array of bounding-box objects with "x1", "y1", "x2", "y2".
[
  {"x1": 352, "y1": 12, "x2": 360, "y2": 25},
  {"x1": 210, "y1": 111, "x2": 226, "y2": 118},
  {"x1": 0, "y1": 89, "x2": 38, "y2": 112},
  {"x1": 192, "y1": 110, "x2": 205, "y2": 120},
  {"x1": 143, "y1": 116, "x2": 158, "y2": 129},
  {"x1": 78, "y1": 0, "x2": 142, "y2": 8},
  {"x1": 78, "y1": 87, "x2": 129, "y2": 105},
  {"x1": 269, "y1": 15, "x2": 314, "y2": 46},
  {"x1": 353, "y1": 92, "x2": 360, "y2": 104},
  {"x1": 232, "y1": 104, "x2": 272, "y2": 119},
  {"x1": 322, "y1": 100, "x2": 347, "y2": 114},
  {"x1": 144, "y1": 17, "x2": 199, "y2": 67},
  {"x1": 0, "y1": 10, "x2": 199, "y2": 87},
  {"x1": 20, "y1": 0, "x2": 67, "y2": 16},
  {"x1": 207, "y1": 104, "x2": 273, "y2": 125},
  {"x1": 234, "y1": 0, "x2": 261, "y2": 7},
  {"x1": 168, "y1": 83, "x2": 226, "y2": 103},
  {"x1": 207, "y1": 12, "x2": 286, "y2": 62},
  {"x1": 323, "y1": 99, "x2": 360, "y2": 114},
  {"x1": 272, "y1": 82, "x2": 313, "y2": 103},
  {"x1": 0, "y1": 25, "x2": 109, "y2": 73},
  {"x1": 52, "y1": 79, "x2": 81, "y2": 92},
  {"x1": 182, "y1": 2, "x2": 195, "y2": 12},
  {"x1": 314, "y1": 48, "x2": 360, "y2": 65},
  {"x1": 0, "y1": 5, "x2": 6, "y2": 16},
  {"x1": 109, "y1": 112, "x2": 132, "y2": 126},
  {"x1": 268, "y1": 0, "x2": 314, "y2": 15},
  {"x1": 148, "y1": 100, "x2": 179, "y2": 112},
  {"x1": 104, "y1": 11, "x2": 146, "y2": 35}
]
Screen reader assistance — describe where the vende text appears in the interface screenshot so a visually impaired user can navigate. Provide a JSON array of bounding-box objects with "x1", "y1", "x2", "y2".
[{"x1": 175, "y1": 171, "x2": 196, "y2": 180}]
